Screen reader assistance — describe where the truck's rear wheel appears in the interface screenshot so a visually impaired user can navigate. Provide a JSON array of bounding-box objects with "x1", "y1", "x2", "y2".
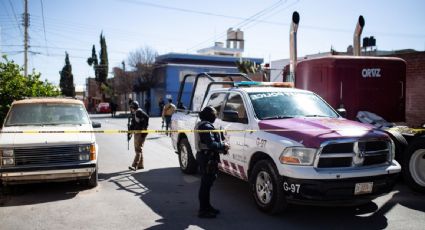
[
  {"x1": 178, "y1": 138, "x2": 197, "y2": 174},
  {"x1": 403, "y1": 137, "x2": 425, "y2": 193},
  {"x1": 250, "y1": 160, "x2": 287, "y2": 214}
]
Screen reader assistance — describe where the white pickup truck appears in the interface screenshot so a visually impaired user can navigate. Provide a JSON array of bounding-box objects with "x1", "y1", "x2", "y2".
[
  {"x1": 0, "y1": 98, "x2": 99, "y2": 187},
  {"x1": 171, "y1": 73, "x2": 401, "y2": 214}
]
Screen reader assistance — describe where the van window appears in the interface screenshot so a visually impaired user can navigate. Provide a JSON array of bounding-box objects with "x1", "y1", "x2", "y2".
[{"x1": 5, "y1": 103, "x2": 90, "y2": 126}]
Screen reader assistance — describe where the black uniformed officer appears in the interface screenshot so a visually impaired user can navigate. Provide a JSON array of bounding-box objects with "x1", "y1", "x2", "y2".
[
  {"x1": 195, "y1": 106, "x2": 230, "y2": 218},
  {"x1": 128, "y1": 101, "x2": 149, "y2": 171}
]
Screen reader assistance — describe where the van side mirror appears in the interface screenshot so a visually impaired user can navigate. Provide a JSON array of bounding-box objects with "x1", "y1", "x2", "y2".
[
  {"x1": 337, "y1": 108, "x2": 347, "y2": 118},
  {"x1": 92, "y1": 121, "x2": 101, "y2": 128},
  {"x1": 223, "y1": 110, "x2": 239, "y2": 122}
]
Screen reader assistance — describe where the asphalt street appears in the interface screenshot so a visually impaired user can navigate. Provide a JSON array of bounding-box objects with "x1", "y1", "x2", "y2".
[{"x1": 1, "y1": 114, "x2": 425, "y2": 230}]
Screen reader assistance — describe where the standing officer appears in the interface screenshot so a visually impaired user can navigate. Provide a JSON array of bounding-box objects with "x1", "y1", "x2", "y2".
[
  {"x1": 144, "y1": 98, "x2": 151, "y2": 116},
  {"x1": 195, "y1": 106, "x2": 229, "y2": 218},
  {"x1": 162, "y1": 99, "x2": 176, "y2": 136},
  {"x1": 158, "y1": 97, "x2": 165, "y2": 116},
  {"x1": 128, "y1": 101, "x2": 149, "y2": 171}
]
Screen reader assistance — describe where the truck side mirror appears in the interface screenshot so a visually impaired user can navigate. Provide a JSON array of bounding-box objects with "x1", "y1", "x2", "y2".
[
  {"x1": 223, "y1": 110, "x2": 239, "y2": 122},
  {"x1": 92, "y1": 121, "x2": 101, "y2": 128},
  {"x1": 337, "y1": 108, "x2": 347, "y2": 118}
]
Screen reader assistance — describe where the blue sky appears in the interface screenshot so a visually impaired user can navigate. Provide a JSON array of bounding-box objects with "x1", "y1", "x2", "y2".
[{"x1": 1, "y1": 0, "x2": 424, "y2": 87}]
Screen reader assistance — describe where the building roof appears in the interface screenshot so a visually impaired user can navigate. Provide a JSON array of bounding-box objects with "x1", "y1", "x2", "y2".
[{"x1": 156, "y1": 52, "x2": 263, "y2": 65}]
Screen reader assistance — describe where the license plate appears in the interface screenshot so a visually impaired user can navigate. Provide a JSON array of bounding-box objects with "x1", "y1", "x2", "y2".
[{"x1": 354, "y1": 182, "x2": 373, "y2": 195}]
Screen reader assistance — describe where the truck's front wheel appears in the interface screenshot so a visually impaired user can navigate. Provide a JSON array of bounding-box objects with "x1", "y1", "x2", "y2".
[
  {"x1": 85, "y1": 166, "x2": 98, "y2": 188},
  {"x1": 403, "y1": 136, "x2": 425, "y2": 193},
  {"x1": 250, "y1": 160, "x2": 287, "y2": 214},
  {"x1": 178, "y1": 138, "x2": 197, "y2": 174}
]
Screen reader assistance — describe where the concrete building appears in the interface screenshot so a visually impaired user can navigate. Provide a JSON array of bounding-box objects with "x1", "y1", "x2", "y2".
[
  {"x1": 148, "y1": 53, "x2": 263, "y2": 116},
  {"x1": 89, "y1": 28, "x2": 262, "y2": 116},
  {"x1": 75, "y1": 85, "x2": 85, "y2": 101},
  {"x1": 85, "y1": 78, "x2": 103, "y2": 113},
  {"x1": 197, "y1": 28, "x2": 245, "y2": 57},
  {"x1": 382, "y1": 51, "x2": 425, "y2": 127}
]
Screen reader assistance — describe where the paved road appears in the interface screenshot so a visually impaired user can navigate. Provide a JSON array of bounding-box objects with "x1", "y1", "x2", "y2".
[{"x1": 1, "y1": 115, "x2": 424, "y2": 230}]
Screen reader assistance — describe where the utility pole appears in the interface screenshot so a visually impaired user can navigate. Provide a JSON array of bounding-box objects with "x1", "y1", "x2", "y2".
[
  {"x1": 0, "y1": 26, "x2": 2, "y2": 57},
  {"x1": 122, "y1": 61, "x2": 128, "y2": 114},
  {"x1": 23, "y1": 0, "x2": 29, "y2": 77}
]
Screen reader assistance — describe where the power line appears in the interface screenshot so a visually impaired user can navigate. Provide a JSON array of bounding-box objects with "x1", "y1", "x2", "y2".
[
  {"x1": 0, "y1": 44, "x2": 23, "y2": 47},
  {"x1": 185, "y1": 0, "x2": 288, "y2": 52},
  {"x1": 1, "y1": 44, "x2": 129, "y2": 56},
  {"x1": 115, "y1": 0, "x2": 425, "y2": 40},
  {"x1": 6, "y1": 0, "x2": 23, "y2": 36},
  {"x1": 40, "y1": 0, "x2": 49, "y2": 55},
  {"x1": 243, "y1": 0, "x2": 299, "y2": 32},
  {"x1": 116, "y1": 0, "x2": 268, "y2": 21}
]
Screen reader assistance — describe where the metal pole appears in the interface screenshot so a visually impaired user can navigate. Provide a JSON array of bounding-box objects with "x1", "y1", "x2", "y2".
[
  {"x1": 0, "y1": 26, "x2": 2, "y2": 57},
  {"x1": 23, "y1": 0, "x2": 29, "y2": 77},
  {"x1": 289, "y1": 11, "x2": 300, "y2": 83},
  {"x1": 353, "y1": 16, "x2": 365, "y2": 56},
  {"x1": 122, "y1": 61, "x2": 128, "y2": 114}
]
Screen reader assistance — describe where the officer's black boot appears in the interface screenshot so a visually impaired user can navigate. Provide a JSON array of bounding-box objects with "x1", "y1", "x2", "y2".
[{"x1": 208, "y1": 206, "x2": 220, "y2": 215}]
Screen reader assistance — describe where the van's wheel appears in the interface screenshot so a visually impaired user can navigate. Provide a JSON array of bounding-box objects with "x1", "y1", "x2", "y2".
[
  {"x1": 178, "y1": 138, "x2": 197, "y2": 174},
  {"x1": 86, "y1": 167, "x2": 98, "y2": 188},
  {"x1": 250, "y1": 160, "x2": 287, "y2": 214},
  {"x1": 403, "y1": 136, "x2": 425, "y2": 193}
]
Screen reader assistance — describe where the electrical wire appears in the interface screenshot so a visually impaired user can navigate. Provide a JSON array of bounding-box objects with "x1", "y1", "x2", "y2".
[
  {"x1": 185, "y1": 0, "x2": 288, "y2": 52},
  {"x1": 40, "y1": 0, "x2": 49, "y2": 55},
  {"x1": 6, "y1": 0, "x2": 23, "y2": 36}
]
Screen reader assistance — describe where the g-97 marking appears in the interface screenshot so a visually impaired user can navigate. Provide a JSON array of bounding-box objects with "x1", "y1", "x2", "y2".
[{"x1": 283, "y1": 182, "x2": 300, "y2": 194}]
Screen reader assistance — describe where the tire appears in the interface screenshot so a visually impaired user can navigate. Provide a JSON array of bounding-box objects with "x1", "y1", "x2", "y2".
[
  {"x1": 178, "y1": 138, "x2": 197, "y2": 174},
  {"x1": 385, "y1": 129, "x2": 408, "y2": 163},
  {"x1": 250, "y1": 160, "x2": 287, "y2": 214},
  {"x1": 86, "y1": 167, "x2": 98, "y2": 188},
  {"x1": 402, "y1": 136, "x2": 425, "y2": 193}
]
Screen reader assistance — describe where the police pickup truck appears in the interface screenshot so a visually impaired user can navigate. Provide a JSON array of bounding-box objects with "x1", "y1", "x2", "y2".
[{"x1": 170, "y1": 73, "x2": 401, "y2": 214}]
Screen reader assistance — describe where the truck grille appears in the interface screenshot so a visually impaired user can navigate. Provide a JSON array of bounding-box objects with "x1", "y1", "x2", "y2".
[
  {"x1": 317, "y1": 140, "x2": 390, "y2": 168},
  {"x1": 14, "y1": 145, "x2": 82, "y2": 166}
]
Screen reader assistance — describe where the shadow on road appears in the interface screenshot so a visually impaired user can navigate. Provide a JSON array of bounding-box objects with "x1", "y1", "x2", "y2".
[
  {"x1": 387, "y1": 181, "x2": 425, "y2": 212},
  {"x1": 0, "y1": 181, "x2": 88, "y2": 207},
  {"x1": 102, "y1": 167, "x2": 425, "y2": 230},
  {"x1": 0, "y1": 168, "x2": 423, "y2": 229}
]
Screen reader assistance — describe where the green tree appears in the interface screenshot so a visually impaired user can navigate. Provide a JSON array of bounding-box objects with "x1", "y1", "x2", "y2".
[
  {"x1": 235, "y1": 59, "x2": 262, "y2": 74},
  {"x1": 59, "y1": 52, "x2": 76, "y2": 97},
  {"x1": 0, "y1": 55, "x2": 60, "y2": 123},
  {"x1": 99, "y1": 33, "x2": 109, "y2": 85},
  {"x1": 87, "y1": 33, "x2": 108, "y2": 88},
  {"x1": 87, "y1": 45, "x2": 98, "y2": 71}
]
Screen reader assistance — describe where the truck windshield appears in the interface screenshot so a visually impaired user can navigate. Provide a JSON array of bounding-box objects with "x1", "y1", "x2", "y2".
[
  {"x1": 4, "y1": 103, "x2": 90, "y2": 126},
  {"x1": 248, "y1": 92, "x2": 339, "y2": 120}
]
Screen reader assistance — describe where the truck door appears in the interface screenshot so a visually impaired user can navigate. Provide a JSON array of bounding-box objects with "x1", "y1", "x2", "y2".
[
  {"x1": 217, "y1": 92, "x2": 249, "y2": 180},
  {"x1": 204, "y1": 91, "x2": 228, "y2": 154}
]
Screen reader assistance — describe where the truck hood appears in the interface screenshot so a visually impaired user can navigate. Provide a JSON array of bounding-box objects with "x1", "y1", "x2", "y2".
[
  {"x1": 258, "y1": 118, "x2": 385, "y2": 148},
  {"x1": 0, "y1": 124, "x2": 96, "y2": 148}
]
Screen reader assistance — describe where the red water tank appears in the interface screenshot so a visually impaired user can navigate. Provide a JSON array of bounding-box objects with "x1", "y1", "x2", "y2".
[{"x1": 295, "y1": 56, "x2": 406, "y2": 122}]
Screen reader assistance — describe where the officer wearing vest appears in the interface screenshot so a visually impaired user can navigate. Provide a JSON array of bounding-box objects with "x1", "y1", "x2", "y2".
[
  {"x1": 195, "y1": 106, "x2": 230, "y2": 218},
  {"x1": 162, "y1": 98, "x2": 176, "y2": 136},
  {"x1": 128, "y1": 101, "x2": 149, "y2": 171}
]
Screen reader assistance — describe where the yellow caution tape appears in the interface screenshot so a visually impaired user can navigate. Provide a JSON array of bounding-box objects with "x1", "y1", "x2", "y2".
[
  {"x1": 3, "y1": 128, "x2": 421, "y2": 134},
  {"x1": 0, "y1": 129, "x2": 258, "y2": 134}
]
